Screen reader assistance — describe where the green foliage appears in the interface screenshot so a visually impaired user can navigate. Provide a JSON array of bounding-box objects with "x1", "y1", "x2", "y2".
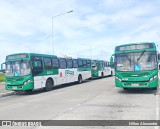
[{"x1": 0, "y1": 73, "x2": 5, "y2": 82}]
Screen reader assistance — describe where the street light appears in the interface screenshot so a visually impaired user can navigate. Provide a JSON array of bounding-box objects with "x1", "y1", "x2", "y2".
[{"x1": 52, "y1": 10, "x2": 73, "y2": 54}]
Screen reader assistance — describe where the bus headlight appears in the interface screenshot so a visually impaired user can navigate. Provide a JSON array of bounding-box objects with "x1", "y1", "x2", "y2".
[
  {"x1": 24, "y1": 80, "x2": 31, "y2": 85},
  {"x1": 116, "y1": 76, "x2": 122, "y2": 82},
  {"x1": 149, "y1": 75, "x2": 157, "y2": 82}
]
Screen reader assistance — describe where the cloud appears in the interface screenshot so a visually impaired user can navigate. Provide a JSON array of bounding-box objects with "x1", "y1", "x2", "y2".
[{"x1": 0, "y1": 0, "x2": 160, "y2": 65}]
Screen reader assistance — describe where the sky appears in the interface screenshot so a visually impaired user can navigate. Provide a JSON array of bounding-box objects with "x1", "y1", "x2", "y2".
[{"x1": 0, "y1": 0, "x2": 160, "y2": 64}]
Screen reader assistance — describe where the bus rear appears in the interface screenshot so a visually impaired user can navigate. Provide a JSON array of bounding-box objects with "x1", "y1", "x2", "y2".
[
  {"x1": 114, "y1": 43, "x2": 159, "y2": 90},
  {"x1": 91, "y1": 60, "x2": 111, "y2": 78}
]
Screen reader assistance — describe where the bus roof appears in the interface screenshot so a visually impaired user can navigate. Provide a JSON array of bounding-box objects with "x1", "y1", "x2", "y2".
[
  {"x1": 6, "y1": 53, "x2": 57, "y2": 61},
  {"x1": 77, "y1": 58, "x2": 91, "y2": 60},
  {"x1": 115, "y1": 42, "x2": 156, "y2": 53},
  {"x1": 92, "y1": 60, "x2": 108, "y2": 62},
  {"x1": 116, "y1": 42, "x2": 155, "y2": 47}
]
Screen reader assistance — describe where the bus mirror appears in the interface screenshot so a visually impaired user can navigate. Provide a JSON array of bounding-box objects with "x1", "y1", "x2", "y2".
[
  {"x1": 110, "y1": 55, "x2": 114, "y2": 68},
  {"x1": 158, "y1": 53, "x2": 160, "y2": 60},
  {"x1": 1, "y1": 63, "x2": 6, "y2": 73}
]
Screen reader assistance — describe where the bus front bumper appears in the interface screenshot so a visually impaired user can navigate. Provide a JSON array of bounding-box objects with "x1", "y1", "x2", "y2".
[
  {"x1": 5, "y1": 82, "x2": 34, "y2": 91},
  {"x1": 115, "y1": 78, "x2": 159, "y2": 89}
]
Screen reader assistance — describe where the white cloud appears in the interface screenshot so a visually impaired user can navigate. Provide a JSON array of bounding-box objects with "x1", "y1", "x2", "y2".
[{"x1": 0, "y1": 0, "x2": 160, "y2": 65}]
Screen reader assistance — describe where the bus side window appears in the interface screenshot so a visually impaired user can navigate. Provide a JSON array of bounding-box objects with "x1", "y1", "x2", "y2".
[
  {"x1": 67, "y1": 59, "x2": 73, "y2": 68},
  {"x1": 44, "y1": 57, "x2": 52, "y2": 69},
  {"x1": 73, "y1": 59, "x2": 78, "y2": 68},
  {"x1": 82, "y1": 60, "x2": 87, "y2": 68},
  {"x1": 31, "y1": 56, "x2": 43, "y2": 75},
  {"x1": 87, "y1": 60, "x2": 91, "y2": 68},
  {"x1": 100, "y1": 62, "x2": 103, "y2": 68},
  {"x1": 105, "y1": 62, "x2": 107, "y2": 67},
  {"x1": 78, "y1": 59, "x2": 83, "y2": 68},
  {"x1": 52, "y1": 58, "x2": 59, "y2": 68},
  {"x1": 35, "y1": 60, "x2": 42, "y2": 68},
  {"x1": 102, "y1": 62, "x2": 104, "y2": 68},
  {"x1": 32, "y1": 60, "x2": 43, "y2": 75},
  {"x1": 103, "y1": 62, "x2": 105, "y2": 67},
  {"x1": 59, "y1": 58, "x2": 67, "y2": 69},
  {"x1": 106, "y1": 62, "x2": 108, "y2": 67}
]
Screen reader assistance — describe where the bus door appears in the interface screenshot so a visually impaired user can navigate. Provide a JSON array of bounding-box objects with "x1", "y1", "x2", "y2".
[
  {"x1": 32, "y1": 56, "x2": 43, "y2": 89},
  {"x1": 58, "y1": 58, "x2": 67, "y2": 84}
]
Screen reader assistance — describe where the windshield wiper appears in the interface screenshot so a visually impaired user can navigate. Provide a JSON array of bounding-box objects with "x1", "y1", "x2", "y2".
[
  {"x1": 137, "y1": 50, "x2": 146, "y2": 61},
  {"x1": 122, "y1": 51, "x2": 131, "y2": 62}
]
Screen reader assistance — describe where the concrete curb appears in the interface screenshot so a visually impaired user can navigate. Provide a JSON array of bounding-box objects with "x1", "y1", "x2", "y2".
[{"x1": 0, "y1": 91, "x2": 15, "y2": 98}]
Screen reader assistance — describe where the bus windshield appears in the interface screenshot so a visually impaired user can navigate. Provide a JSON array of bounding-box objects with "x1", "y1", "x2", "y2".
[
  {"x1": 115, "y1": 51, "x2": 157, "y2": 71},
  {"x1": 5, "y1": 61, "x2": 31, "y2": 77}
]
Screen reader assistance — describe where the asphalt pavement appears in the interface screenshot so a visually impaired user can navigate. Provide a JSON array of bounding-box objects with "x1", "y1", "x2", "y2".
[
  {"x1": 0, "y1": 77, "x2": 159, "y2": 129},
  {"x1": 0, "y1": 82, "x2": 14, "y2": 97}
]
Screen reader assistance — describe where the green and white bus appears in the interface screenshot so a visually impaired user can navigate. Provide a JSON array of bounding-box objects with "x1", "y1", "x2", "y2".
[
  {"x1": 110, "y1": 55, "x2": 115, "y2": 75},
  {"x1": 158, "y1": 53, "x2": 160, "y2": 70},
  {"x1": 2, "y1": 53, "x2": 92, "y2": 91},
  {"x1": 114, "y1": 42, "x2": 159, "y2": 90},
  {"x1": 91, "y1": 60, "x2": 112, "y2": 78}
]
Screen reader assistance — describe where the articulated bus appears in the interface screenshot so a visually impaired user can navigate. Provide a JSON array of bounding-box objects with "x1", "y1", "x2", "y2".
[
  {"x1": 114, "y1": 42, "x2": 159, "y2": 90},
  {"x1": 2, "y1": 53, "x2": 92, "y2": 91},
  {"x1": 91, "y1": 60, "x2": 112, "y2": 78}
]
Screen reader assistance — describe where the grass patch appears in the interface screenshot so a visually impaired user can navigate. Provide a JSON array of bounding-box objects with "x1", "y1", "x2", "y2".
[{"x1": 0, "y1": 73, "x2": 5, "y2": 82}]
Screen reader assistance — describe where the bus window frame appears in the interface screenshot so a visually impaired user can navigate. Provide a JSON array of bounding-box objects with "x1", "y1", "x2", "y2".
[
  {"x1": 86, "y1": 60, "x2": 91, "y2": 68},
  {"x1": 52, "y1": 57, "x2": 59, "y2": 69},
  {"x1": 59, "y1": 58, "x2": 67, "y2": 69},
  {"x1": 78, "y1": 59, "x2": 83, "y2": 68},
  {"x1": 44, "y1": 57, "x2": 52, "y2": 69},
  {"x1": 31, "y1": 56, "x2": 43, "y2": 75},
  {"x1": 73, "y1": 59, "x2": 78, "y2": 68},
  {"x1": 66, "y1": 59, "x2": 73, "y2": 68}
]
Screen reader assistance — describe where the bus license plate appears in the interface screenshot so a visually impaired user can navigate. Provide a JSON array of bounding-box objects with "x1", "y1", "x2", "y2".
[
  {"x1": 131, "y1": 84, "x2": 139, "y2": 87},
  {"x1": 12, "y1": 86, "x2": 17, "y2": 90}
]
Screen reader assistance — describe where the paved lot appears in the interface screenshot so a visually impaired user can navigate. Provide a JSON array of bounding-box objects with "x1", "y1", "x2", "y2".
[
  {"x1": 0, "y1": 82, "x2": 8, "y2": 93},
  {"x1": 0, "y1": 77, "x2": 159, "y2": 129}
]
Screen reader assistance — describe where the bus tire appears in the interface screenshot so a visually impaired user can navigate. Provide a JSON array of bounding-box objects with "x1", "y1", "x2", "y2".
[
  {"x1": 45, "y1": 79, "x2": 53, "y2": 91},
  {"x1": 78, "y1": 75, "x2": 82, "y2": 84},
  {"x1": 89, "y1": 77, "x2": 92, "y2": 80},
  {"x1": 101, "y1": 72, "x2": 104, "y2": 78},
  {"x1": 152, "y1": 87, "x2": 158, "y2": 90},
  {"x1": 110, "y1": 71, "x2": 113, "y2": 76},
  {"x1": 123, "y1": 88, "x2": 128, "y2": 90},
  {"x1": 25, "y1": 90, "x2": 33, "y2": 93}
]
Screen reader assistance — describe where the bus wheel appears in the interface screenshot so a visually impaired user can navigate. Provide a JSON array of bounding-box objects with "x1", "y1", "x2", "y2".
[
  {"x1": 78, "y1": 75, "x2": 82, "y2": 84},
  {"x1": 152, "y1": 87, "x2": 158, "y2": 90},
  {"x1": 110, "y1": 71, "x2": 113, "y2": 76},
  {"x1": 45, "y1": 79, "x2": 53, "y2": 91},
  {"x1": 123, "y1": 88, "x2": 128, "y2": 90},
  {"x1": 89, "y1": 77, "x2": 92, "y2": 80},
  {"x1": 25, "y1": 90, "x2": 33, "y2": 93},
  {"x1": 101, "y1": 72, "x2": 104, "y2": 78}
]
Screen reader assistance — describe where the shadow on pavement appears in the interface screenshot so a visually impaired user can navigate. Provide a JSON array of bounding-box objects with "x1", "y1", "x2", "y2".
[
  {"x1": 118, "y1": 88, "x2": 158, "y2": 95},
  {"x1": 13, "y1": 79, "x2": 94, "y2": 96}
]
